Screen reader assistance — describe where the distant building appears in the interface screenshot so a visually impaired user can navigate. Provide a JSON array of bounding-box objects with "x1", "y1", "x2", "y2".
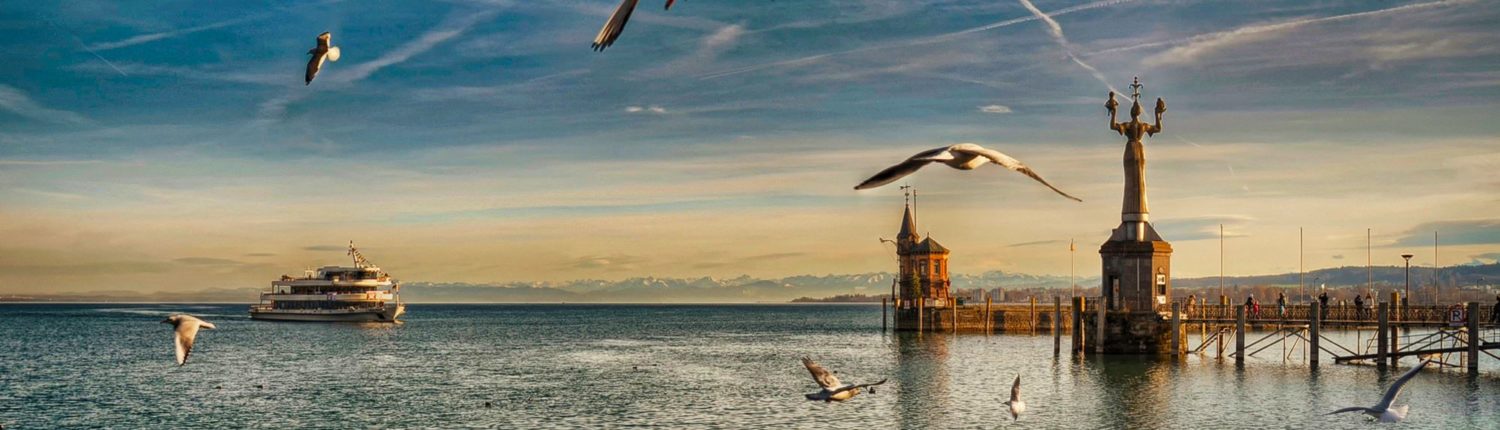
[{"x1": 895, "y1": 199, "x2": 951, "y2": 308}]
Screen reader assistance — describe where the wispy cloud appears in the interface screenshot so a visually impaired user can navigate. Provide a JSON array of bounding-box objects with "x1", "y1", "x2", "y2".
[
  {"x1": 1393, "y1": 219, "x2": 1500, "y2": 246},
  {"x1": 699, "y1": 0, "x2": 1135, "y2": 79},
  {"x1": 256, "y1": 9, "x2": 501, "y2": 124},
  {"x1": 87, "y1": 14, "x2": 270, "y2": 51},
  {"x1": 1138, "y1": 0, "x2": 1468, "y2": 68},
  {"x1": 1015, "y1": 0, "x2": 1122, "y2": 94},
  {"x1": 625, "y1": 105, "x2": 667, "y2": 114},
  {"x1": 1008, "y1": 239, "x2": 1064, "y2": 247},
  {"x1": 978, "y1": 104, "x2": 1013, "y2": 114},
  {"x1": 0, "y1": 85, "x2": 92, "y2": 125},
  {"x1": 569, "y1": 254, "x2": 647, "y2": 271}
]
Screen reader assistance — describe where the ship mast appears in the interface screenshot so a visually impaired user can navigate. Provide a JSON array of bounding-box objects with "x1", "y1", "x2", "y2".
[{"x1": 348, "y1": 241, "x2": 373, "y2": 269}]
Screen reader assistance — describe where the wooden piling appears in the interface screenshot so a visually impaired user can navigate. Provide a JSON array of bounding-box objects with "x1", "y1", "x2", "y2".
[
  {"x1": 1310, "y1": 301, "x2": 1320, "y2": 369},
  {"x1": 882, "y1": 298, "x2": 888, "y2": 332},
  {"x1": 951, "y1": 298, "x2": 958, "y2": 335},
  {"x1": 1235, "y1": 304, "x2": 1245, "y2": 361},
  {"x1": 1468, "y1": 302, "x2": 1480, "y2": 373},
  {"x1": 1096, "y1": 297, "x2": 1105, "y2": 354},
  {"x1": 1029, "y1": 296, "x2": 1037, "y2": 334},
  {"x1": 1071, "y1": 296, "x2": 1084, "y2": 353},
  {"x1": 1171, "y1": 301, "x2": 1181, "y2": 354},
  {"x1": 985, "y1": 296, "x2": 992, "y2": 334},
  {"x1": 1377, "y1": 302, "x2": 1388, "y2": 368},
  {"x1": 1054, "y1": 296, "x2": 1062, "y2": 355},
  {"x1": 918, "y1": 299, "x2": 924, "y2": 333}
]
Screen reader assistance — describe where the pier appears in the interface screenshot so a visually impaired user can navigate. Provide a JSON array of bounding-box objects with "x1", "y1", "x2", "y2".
[{"x1": 885, "y1": 297, "x2": 1500, "y2": 373}]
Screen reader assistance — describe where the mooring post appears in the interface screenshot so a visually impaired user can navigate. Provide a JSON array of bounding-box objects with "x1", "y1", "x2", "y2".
[
  {"x1": 1377, "y1": 302, "x2": 1388, "y2": 368},
  {"x1": 918, "y1": 299, "x2": 924, "y2": 333},
  {"x1": 1072, "y1": 296, "x2": 1084, "y2": 353},
  {"x1": 1171, "y1": 301, "x2": 1181, "y2": 354},
  {"x1": 1310, "y1": 301, "x2": 1321, "y2": 369},
  {"x1": 951, "y1": 298, "x2": 958, "y2": 335},
  {"x1": 1030, "y1": 296, "x2": 1037, "y2": 334},
  {"x1": 1468, "y1": 301, "x2": 1480, "y2": 373},
  {"x1": 1096, "y1": 296, "x2": 1105, "y2": 354},
  {"x1": 985, "y1": 296, "x2": 993, "y2": 334},
  {"x1": 1235, "y1": 304, "x2": 1246, "y2": 361},
  {"x1": 1054, "y1": 296, "x2": 1062, "y2": 355},
  {"x1": 882, "y1": 298, "x2": 888, "y2": 332}
]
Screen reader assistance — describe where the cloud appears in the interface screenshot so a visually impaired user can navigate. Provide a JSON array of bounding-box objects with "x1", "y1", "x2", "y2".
[
  {"x1": 244, "y1": 253, "x2": 277, "y2": 257},
  {"x1": 1393, "y1": 219, "x2": 1500, "y2": 246},
  {"x1": 1154, "y1": 215, "x2": 1255, "y2": 241},
  {"x1": 699, "y1": 0, "x2": 1135, "y2": 79},
  {"x1": 87, "y1": 14, "x2": 269, "y2": 51},
  {"x1": 256, "y1": 8, "x2": 500, "y2": 124},
  {"x1": 1332, "y1": 254, "x2": 1345, "y2": 260},
  {"x1": 0, "y1": 85, "x2": 92, "y2": 125},
  {"x1": 692, "y1": 252, "x2": 808, "y2": 269},
  {"x1": 569, "y1": 254, "x2": 647, "y2": 271},
  {"x1": 625, "y1": 105, "x2": 667, "y2": 114},
  {"x1": 1015, "y1": 0, "x2": 1123, "y2": 94},
  {"x1": 978, "y1": 104, "x2": 1013, "y2": 114},
  {"x1": 1140, "y1": 0, "x2": 1465, "y2": 68},
  {"x1": 303, "y1": 245, "x2": 347, "y2": 252}
]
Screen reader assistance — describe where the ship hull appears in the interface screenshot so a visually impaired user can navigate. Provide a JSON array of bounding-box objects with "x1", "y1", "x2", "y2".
[{"x1": 250, "y1": 304, "x2": 405, "y2": 323}]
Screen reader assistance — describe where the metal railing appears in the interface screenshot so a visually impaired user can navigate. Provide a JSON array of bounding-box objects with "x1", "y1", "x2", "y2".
[{"x1": 1171, "y1": 302, "x2": 1496, "y2": 325}]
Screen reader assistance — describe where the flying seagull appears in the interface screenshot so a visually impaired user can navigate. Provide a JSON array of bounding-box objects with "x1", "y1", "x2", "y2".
[
  {"x1": 853, "y1": 143, "x2": 1083, "y2": 202},
  {"x1": 161, "y1": 314, "x2": 216, "y2": 366},
  {"x1": 1003, "y1": 375, "x2": 1026, "y2": 420},
  {"x1": 305, "y1": 32, "x2": 341, "y2": 85},
  {"x1": 801, "y1": 357, "x2": 887, "y2": 402},
  {"x1": 1326, "y1": 359, "x2": 1432, "y2": 423},
  {"x1": 592, "y1": 0, "x2": 679, "y2": 51}
]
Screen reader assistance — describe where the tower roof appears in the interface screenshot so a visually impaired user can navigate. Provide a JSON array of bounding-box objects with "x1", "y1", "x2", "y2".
[
  {"x1": 897, "y1": 202, "x2": 919, "y2": 241},
  {"x1": 914, "y1": 237, "x2": 950, "y2": 254}
]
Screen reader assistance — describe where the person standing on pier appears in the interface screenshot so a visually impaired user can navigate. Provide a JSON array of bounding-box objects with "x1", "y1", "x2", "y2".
[
  {"x1": 1319, "y1": 291, "x2": 1330, "y2": 317},
  {"x1": 1186, "y1": 294, "x2": 1196, "y2": 318},
  {"x1": 1354, "y1": 293, "x2": 1365, "y2": 320},
  {"x1": 1277, "y1": 292, "x2": 1287, "y2": 319},
  {"x1": 1490, "y1": 295, "x2": 1499, "y2": 325}
]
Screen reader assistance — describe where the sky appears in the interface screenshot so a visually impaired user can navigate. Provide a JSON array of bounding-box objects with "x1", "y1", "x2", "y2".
[{"x1": 1, "y1": 0, "x2": 1497, "y2": 293}]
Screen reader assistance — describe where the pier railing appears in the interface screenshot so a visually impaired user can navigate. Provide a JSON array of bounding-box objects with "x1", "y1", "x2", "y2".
[{"x1": 1176, "y1": 303, "x2": 1494, "y2": 325}]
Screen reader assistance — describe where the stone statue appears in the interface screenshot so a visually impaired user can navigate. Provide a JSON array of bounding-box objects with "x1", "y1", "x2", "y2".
[{"x1": 1104, "y1": 77, "x2": 1165, "y2": 227}]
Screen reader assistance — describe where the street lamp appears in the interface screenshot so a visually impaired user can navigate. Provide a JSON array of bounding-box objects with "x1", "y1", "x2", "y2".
[{"x1": 1401, "y1": 254, "x2": 1413, "y2": 313}]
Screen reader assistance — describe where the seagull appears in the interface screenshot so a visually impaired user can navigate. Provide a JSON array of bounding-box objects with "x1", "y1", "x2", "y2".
[
  {"x1": 1327, "y1": 359, "x2": 1432, "y2": 423},
  {"x1": 592, "y1": 0, "x2": 679, "y2": 51},
  {"x1": 1003, "y1": 375, "x2": 1025, "y2": 420},
  {"x1": 801, "y1": 357, "x2": 887, "y2": 402},
  {"x1": 305, "y1": 32, "x2": 341, "y2": 85},
  {"x1": 853, "y1": 143, "x2": 1083, "y2": 202},
  {"x1": 161, "y1": 314, "x2": 216, "y2": 366}
]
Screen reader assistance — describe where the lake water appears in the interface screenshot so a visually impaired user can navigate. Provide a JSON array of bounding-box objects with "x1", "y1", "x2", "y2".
[{"x1": 1, "y1": 304, "x2": 1497, "y2": 428}]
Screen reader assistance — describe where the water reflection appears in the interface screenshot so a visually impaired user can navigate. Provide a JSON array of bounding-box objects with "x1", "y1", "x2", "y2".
[
  {"x1": 893, "y1": 333, "x2": 948, "y2": 429},
  {"x1": 1090, "y1": 356, "x2": 1174, "y2": 428}
]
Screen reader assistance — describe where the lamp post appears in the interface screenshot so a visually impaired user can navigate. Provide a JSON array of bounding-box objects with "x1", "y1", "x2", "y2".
[{"x1": 1401, "y1": 254, "x2": 1413, "y2": 311}]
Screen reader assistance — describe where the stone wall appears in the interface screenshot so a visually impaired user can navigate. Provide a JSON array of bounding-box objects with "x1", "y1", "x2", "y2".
[{"x1": 894, "y1": 303, "x2": 1074, "y2": 333}]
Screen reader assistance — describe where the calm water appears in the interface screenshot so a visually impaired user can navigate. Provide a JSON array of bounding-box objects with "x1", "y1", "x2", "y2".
[{"x1": 1, "y1": 304, "x2": 1497, "y2": 429}]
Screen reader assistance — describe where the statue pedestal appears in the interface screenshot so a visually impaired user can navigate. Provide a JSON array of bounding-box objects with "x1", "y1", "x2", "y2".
[{"x1": 1083, "y1": 310, "x2": 1185, "y2": 354}]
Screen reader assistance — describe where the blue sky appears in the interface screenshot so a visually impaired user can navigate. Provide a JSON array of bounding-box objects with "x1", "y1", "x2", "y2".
[{"x1": 1, "y1": 0, "x2": 1497, "y2": 292}]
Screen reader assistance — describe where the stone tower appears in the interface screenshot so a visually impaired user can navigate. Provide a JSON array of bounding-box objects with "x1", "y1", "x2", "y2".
[{"x1": 896, "y1": 196, "x2": 951, "y2": 308}]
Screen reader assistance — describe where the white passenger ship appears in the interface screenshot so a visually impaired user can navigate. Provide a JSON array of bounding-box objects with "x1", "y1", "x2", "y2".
[{"x1": 249, "y1": 242, "x2": 405, "y2": 322}]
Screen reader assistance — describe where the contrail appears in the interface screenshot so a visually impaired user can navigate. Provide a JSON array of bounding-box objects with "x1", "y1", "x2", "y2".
[
  {"x1": 698, "y1": 0, "x2": 1134, "y2": 80},
  {"x1": 47, "y1": 20, "x2": 127, "y2": 76},
  {"x1": 1016, "y1": 0, "x2": 1121, "y2": 95},
  {"x1": 1086, "y1": 0, "x2": 1469, "y2": 59}
]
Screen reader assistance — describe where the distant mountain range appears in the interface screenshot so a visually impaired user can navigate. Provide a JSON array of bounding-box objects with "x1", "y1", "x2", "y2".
[{"x1": 9, "y1": 264, "x2": 1497, "y2": 303}]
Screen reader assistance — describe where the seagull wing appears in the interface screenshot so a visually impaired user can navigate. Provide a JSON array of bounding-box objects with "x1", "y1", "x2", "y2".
[
  {"x1": 854, "y1": 147, "x2": 952, "y2": 190},
  {"x1": 949, "y1": 143, "x2": 1083, "y2": 202},
  {"x1": 802, "y1": 357, "x2": 842, "y2": 389},
  {"x1": 829, "y1": 378, "x2": 887, "y2": 395},
  {"x1": 664, "y1": 0, "x2": 677, "y2": 10},
  {"x1": 317, "y1": 32, "x2": 331, "y2": 50},
  {"x1": 1326, "y1": 406, "x2": 1377, "y2": 416},
  {"x1": 306, "y1": 51, "x2": 325, "y2": 85},
  {"x1": 174, "y1": 319, "x2": 203, "y2": 366},
  {"x1": 593, "y1": 0, "x2": 640, "y2": 51},
  {"x1": 1010, "y1": 375, "x2": 1021, "y2": 403},
  {"x1": 1374, "y1": 360, "x2": 1430, "y2": 412}
]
